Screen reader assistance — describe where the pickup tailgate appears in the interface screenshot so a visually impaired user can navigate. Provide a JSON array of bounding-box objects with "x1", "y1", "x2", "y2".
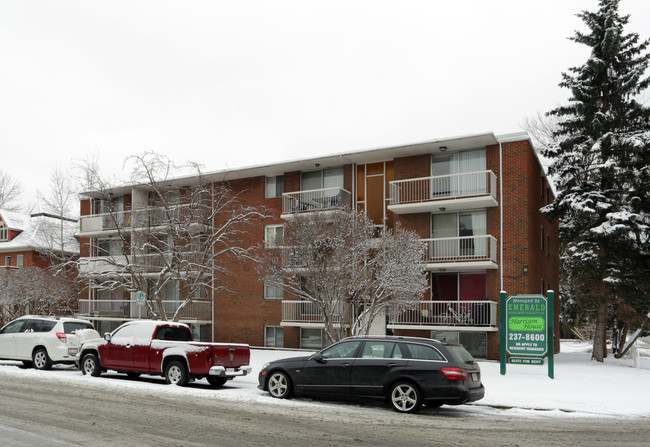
[{"x1": 210, "y1": 343, "x2": 250, "y2": 368}]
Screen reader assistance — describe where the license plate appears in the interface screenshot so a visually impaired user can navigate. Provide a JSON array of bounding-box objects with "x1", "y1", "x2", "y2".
[
  {"x1": 68, "y1": 348, "x2": 79, "y2": 356},
  {"x1": 471, "y1": 373, "x2": 479, "y2": 381}
]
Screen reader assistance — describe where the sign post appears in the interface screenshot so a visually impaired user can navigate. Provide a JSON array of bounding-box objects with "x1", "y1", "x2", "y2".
[
  {"x1": 547, "y1": 290, "x2": 554, "y2": 379},
  {"x1": 500, "y1": 291, "x2": 555, "y2": 379},
  {"x1": 136, "y1": 291, "x2": 146, "y2": 319},
  {"x1": 500, "y1": 291, "x2": 507, "y2": 375}
]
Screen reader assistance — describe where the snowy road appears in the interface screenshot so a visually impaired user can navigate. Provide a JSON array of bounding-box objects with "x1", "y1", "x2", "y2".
[{"x1": 0, "y1": 363, "x2": 648, "y2": 447}]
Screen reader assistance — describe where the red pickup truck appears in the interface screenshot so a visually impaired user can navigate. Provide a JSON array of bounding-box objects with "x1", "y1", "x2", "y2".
[{"x1": 76, "y1": 320, "x2": 251, "y2": 387}]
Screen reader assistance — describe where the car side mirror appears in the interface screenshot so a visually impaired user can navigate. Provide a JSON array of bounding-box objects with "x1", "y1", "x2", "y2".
[
  {"x1": 311, "y1": 352, "x2": 324, "y2": 363},
  {"x1": 104, "y1": 333, "x2": 112, "y2": 342}
]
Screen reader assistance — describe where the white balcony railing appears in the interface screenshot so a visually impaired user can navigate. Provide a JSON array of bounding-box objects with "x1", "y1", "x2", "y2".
[
  {"x1": 78, "y1": 299, "x2": 211, "y2": 321},
  {"x1": 80, "y1": 204, "x2": 210, "y2": 234},
  {"x1": 282, "y1": 300, "x2": 496, "y2": 329},
  {"x1": 281, "y1": 300, "x2": 345, "y2": 325},
  {"x1": 389, "y1": 300, "x2": 497, "y2": 328},
  {"x1": 389, "y1": 170, "x2": 497, "y2": 206},
  {"x1": 79, "y1": 252, "x2": 205, "y2": 274},
  {"x1": 422, "y1": 235, "x2": 497, "y2": 264},
  {"x1": 282, "y1": 187, "x2": 351, "y2": 216}
]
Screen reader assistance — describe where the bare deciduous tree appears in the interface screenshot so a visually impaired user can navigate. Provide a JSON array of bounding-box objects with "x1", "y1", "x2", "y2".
[
  {"x1": 35, "y1": 168, "x2": 80, "y2": 272},
  {"x1": 78, "y1": 152, "x2": 266, "y2": 322},
  {"x1": 0, "y1": 267, "x2": 79, "y2": 327},
  {"x1": 0, "y1": 170, "x2": 23, "y2": 212},
  {"x1": 259, "y1": 210, "x2": 428, "y2": 345}
]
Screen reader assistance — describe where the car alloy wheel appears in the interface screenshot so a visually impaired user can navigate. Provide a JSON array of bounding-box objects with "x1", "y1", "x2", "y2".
[
  {"x1": 32, "y1": 348, "x2": 52, "y2": 370},
  {"x1": 389, "y1": 382, "x2": 422, "y2": 413},
  {"x1": 268, "y1": 371, "x2": 292, "y2": 399}
]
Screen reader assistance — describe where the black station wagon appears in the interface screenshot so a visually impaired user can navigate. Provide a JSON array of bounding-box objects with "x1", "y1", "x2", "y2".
[{"x1": 258, "y1": 335, "x2": 485, "y2": 413}]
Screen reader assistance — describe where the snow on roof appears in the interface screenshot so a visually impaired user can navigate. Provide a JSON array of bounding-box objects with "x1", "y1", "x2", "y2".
[
  {"x1": 0, "y1": 208, "x2": 80, "y2": 255},
  {"x1": 0, "y1": 208, "x2": 30, "y2": 230}
]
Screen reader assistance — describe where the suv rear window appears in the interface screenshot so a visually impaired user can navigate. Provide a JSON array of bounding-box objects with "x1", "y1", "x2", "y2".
[{"x1": 63, "y1": 322, "x2": 94, "y2": 334}]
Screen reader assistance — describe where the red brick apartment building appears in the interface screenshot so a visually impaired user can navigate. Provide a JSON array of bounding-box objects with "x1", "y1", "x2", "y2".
[
  {"x1": 76, "y1": 131, "x2": 559, "y2": 360},
  {"x1": 0, "y1": 209, "x2": 79, "y2": 269}
]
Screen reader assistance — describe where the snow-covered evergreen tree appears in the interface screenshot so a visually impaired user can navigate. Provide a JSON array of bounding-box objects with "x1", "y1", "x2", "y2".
[{"x1": 543, "y1": 0, "x2": 650, "y2": 361}]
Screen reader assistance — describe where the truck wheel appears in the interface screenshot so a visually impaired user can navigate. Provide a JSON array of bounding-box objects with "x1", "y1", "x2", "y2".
[
  {"x1": 81, "y1": 353, "x2": 102, "y2": 377},
  {"x1": 165, "y1": 361, "x2": 188, "y2": 386},
  {"x1": 32, "y1": 348, "x2": 53, "y2": 370},
  {"x1": 207, "y1": 376, "x2": 228, "y2": 387}
]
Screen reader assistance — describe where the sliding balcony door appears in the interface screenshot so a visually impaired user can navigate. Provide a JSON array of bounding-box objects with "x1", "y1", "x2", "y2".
[
  {"x1": 431, "y1": 210, "x2": 486, "y2": 259},
  {"x1": 431, "y1": 148, "x2": 486, "y2": 199}
]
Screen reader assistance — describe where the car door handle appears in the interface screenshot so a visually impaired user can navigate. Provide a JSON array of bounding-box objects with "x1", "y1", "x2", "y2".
[
  {"x1": 339, "y1": 363, "x2": 351, "y2": 368},
  {"x1": 126, "y1": 344, "x2": 132, "y2": 349},
  {"x1": 385, "y1": 363, "x2": 396, "y2": 368}
]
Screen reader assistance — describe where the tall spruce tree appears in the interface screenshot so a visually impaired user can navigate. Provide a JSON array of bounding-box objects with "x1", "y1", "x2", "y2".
[{"x1": 543, "y1": 0, "x2": 650, "y2": 361}]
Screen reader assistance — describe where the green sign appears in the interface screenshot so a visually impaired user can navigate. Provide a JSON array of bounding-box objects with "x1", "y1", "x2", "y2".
[
  {"x1": 136, "y1": 291, "x2": 146, "y2": 306},
  {"x1": 509, "y1": 357, "x2": 544, "y2": 365},
  {"x1": 506, "y1": 295, "x2": 547, "y2": 357}
]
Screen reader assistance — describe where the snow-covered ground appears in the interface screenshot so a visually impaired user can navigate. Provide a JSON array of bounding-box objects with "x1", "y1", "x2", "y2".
[{"x1": 1, "y1": 339, "x2": 648, "y2": 418}]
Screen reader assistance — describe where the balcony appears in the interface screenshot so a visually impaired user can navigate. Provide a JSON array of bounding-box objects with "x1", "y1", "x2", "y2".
[
  {"x1": 79, "y1": 252, "x2": 205, "y2": 276},
  {"x1": 281, "y1": 299, "x2": 497, "y2": 332},
  {"x1": 281, "y1": 187, "x2": 351, "y2": 218},
  {"x1": 78, "y1": 299, "x2": 212, "y2": 322},
  {"x1": 281, "y1": 300, "x2": 346, "y2": 328},
  {"x1": 388, "y1": 170, "x2": 498, "y2": 214},
  {"x1": 388, "y1": 300, "x2": 498, "y2": 332},
  {"x1": 79, "y1": 204, "x2": 210, "y2": 237},
  {"x1": 423, "y1": 235, "x2": 498, "y2": 271}
]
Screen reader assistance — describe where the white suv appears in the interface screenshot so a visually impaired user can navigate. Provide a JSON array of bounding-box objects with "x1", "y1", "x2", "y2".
[{"x1": 0, "y1": 315, "x2": 98, "y2": 369}]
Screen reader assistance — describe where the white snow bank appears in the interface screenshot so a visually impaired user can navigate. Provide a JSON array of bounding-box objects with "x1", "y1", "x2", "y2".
[{"x1": 0, "y1": 340, "x2": 647, "y2": 418}]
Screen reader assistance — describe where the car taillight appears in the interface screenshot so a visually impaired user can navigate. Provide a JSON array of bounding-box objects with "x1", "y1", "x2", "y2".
[
  {"x1": 56, "y1": 332, "x2": 67, "y2": 343},
  {"x1": 441, "y1": 367, "x2": 469, "y2": 381}
]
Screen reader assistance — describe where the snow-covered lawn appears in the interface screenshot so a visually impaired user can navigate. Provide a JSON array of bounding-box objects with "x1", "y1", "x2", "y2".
[{"x1": 1, "y1": 339, "x2": 648, "y2": 418}]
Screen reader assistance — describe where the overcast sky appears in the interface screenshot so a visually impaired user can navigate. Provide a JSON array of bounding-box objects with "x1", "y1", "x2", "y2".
[{"x1": 2, "y1": 0, "x2": 649, "y2": 212}]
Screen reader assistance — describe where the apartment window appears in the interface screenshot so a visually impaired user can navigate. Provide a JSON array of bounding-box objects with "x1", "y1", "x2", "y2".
[
  {"x1": 431, "y1": 331, "x2": 487, "y2": 359},
  {"x1": 264, "y1": 276, "x2": 284, "y2": 299},
  {"x1": 161, "y1": 280, "x2": 180, "y2": 300},
  {"x1": 17, "y1": 254, "x2": 23, "y2": 268},
  {"x1": 301, "y1": 166, "x2": 344, "y2": 191},
  {"x1": 265, "y1": 175, "x2": 284, "y2": 198},
  {"x1": 4, "y1": 256, "x2": 11, "y2": 267},
  {"x1": 97, "y1": 239, "x2": 123, "y2": 257},
  {"x1": 301, "y1": 328, "x2": 325, "y2": 350},
  {"x1": 265, "y1": 225, "x2": 284, "y2": 247},
  {"x1": 191, "y1": 234, "x2": 208, "y2": 253},
  {"x1": 0, "y1": 222, "x2": 7, "y2": 241},
  {"x1": 265, "y1": 326, "x2": 284, "y2": 348},
  {"x1": 190, "y1": 284, "x2": 207, "y2": 299}
]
